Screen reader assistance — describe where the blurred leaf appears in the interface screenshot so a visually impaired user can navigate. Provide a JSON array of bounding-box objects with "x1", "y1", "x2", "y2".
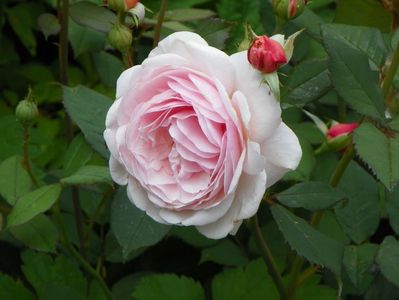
[
  {"x1": 61, "y1": 165, "x2": 111, "y2": 186},
  {"x1": 276, "y1": 181, "x2": 344, "y2": 211},
  {"x1": 63, "y1": 85, "x2": 112, "y2": 158},
  {"x1": 295, "y1": 275, "x2": 336, "y2": 300},
  {"x1": 0, "y1": 273, "x2": 35, "y2": 300},
  {"x1": 88, "y1": 280, "x2": 108, "y2": 300},
  {"x1": 69, "y1": 20, "x2": 106, "y2": 58},
  {"x1": 132, "y1": 274, "x2": 204, "y2": 300},
  {"x1": 7, "y1": 184, "x2": 62, "y2": 228},
  {"x1": 163, "y1": 8, "x2": 215, "y2": 22},
  {"x1": 6, "y1": 2, "x2": 42, "y2": 55},
  {"x1": 104, "y1": 232, "x2": 145, "y2": 263},
  {"x1": 282, "y1": 59, "x2": 331, "y2": 106},
  {"x1": 200, "y1": 239, "x2": 248, "y2": 266},
  {"x1": 354, "y1": 123, "x2": 399, "y2": 190},
  {"x1": 343, "y1": 243, "x2": 378, "y2": 290},
  {"x1": 145, "y1": 0, "x2": 211, "y2": 11},
  {"x1": 291, "y1": 8, "x2": 325, "y2": 41},
  {"x1": 290, "y1": 122, "x2": 325, "y2": 145},
  {"x1": 112, "y1": 273, "x2": 147, "y2": 300},
  {"x1": 93, "y1": 51, "x2": 124, "y2": 88},
  {"x1": 0, "y1": 156, "x2": 32, "y2": 205},
  {"x1": 335, "y1": 161, "x2": 379, "y2": 244},
  {"x1": 322, "y1": 29, "x2": 385, "y2": 121},
  {"x1": 195, "y1": 19, "x2": 231, "y2": 50},
  {"x1": 334, "y1": 0, "x2": 392, "y2": 32},
  {"x1": 321, "y1": 24, "x2": 388, "y2": 67},
  {"x1": 37, "y1": 13, "x2": 60, "y2": 39},
  {"x1": 377, "y1": 236, "x2": 399, "y2": 287},
  {"x1": 21, "y1": 251, "x2": 87, "y2": 299},
  {"x1": 0, "y1": 116, "x2": 23, "y2": 161},
  {"x1": 63, "y1": 134, "x2": 93, "y2": 176},
  {"x1": 386, "y1": 186, "x2": 399, "y2": 235},
  {"x1": 19, "y1": 64, "x2": 54, "y2": 83},
  {"x1": 10, "y1": 214, "x2": 59, "y2": 252},
  {"x1": 69, "y1": 1, "x2": 115, "y2": 33},
  {"x1": 271, "y1": 204, "x2": 344, "y2": 275},
  {"x1": 212, "y1": 259, "x2": 279, "y2": 300},
  {"x1": 110, "y1": 187, "x2": 170, "y2": 258},
  {"x1": 388, "y1": 116, "x2": 399, "y2": 131},
  {"x1": 365, "y1": 275, "x2": 399, "y2": 300}
]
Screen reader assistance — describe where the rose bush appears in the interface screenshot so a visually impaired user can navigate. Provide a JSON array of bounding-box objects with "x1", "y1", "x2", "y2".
[{"x1": 104, "y1": 31, "x2": 302, "y2": 239}]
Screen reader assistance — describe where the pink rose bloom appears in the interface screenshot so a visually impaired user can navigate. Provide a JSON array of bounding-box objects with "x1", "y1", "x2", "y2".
[{"x1": 104, "y1": 32, "x2": 302, "y2": 239}]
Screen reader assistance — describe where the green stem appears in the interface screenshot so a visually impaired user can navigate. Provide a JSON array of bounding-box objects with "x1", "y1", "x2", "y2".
[
  {"x1": 58, "y1": 0, "x2": 86, "y2": 258},
  {"x1": 52, "y1": 204, "x2": 115, "y2": 300},
  {"x1": 382, "y1": 42, "x2": 399, "y2": 98},
  {"x1": 152, "y1": 0, "x2": 168, "y2": 48},
  {"x1": 251, "y1": 215, "x2": 288, "y2": 300},
  {"x1": 22, "y1": 127, "x2": 39, "y2": 187}
]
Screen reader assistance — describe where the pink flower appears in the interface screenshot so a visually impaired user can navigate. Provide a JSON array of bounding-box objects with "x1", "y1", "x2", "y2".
[
  {"x1": 104, "y1": 32, "x2": 302, "y2": 239},
  {"x1": 327, "y1": 123, "x2": 358, "y2": 139},
  {"x1": 247, "y1": 35, "x2": 287, "y2": 73}
]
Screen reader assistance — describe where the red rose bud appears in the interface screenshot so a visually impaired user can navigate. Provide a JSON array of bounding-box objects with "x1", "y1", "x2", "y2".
[
  {"x1": 247, "y1": 35, "x2": 287, "y2": 73},
  {"x1": 272, "y1": 0, "x2": 307, "y2": 20},
  {"x1": 327, "y1": 123, "x2": 358, "y2": 139},
  {"x1": 108, "y1": 0, "x2": 139, "y2": 12}
]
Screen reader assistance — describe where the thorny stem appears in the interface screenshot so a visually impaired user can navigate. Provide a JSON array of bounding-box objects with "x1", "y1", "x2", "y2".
[
  {"x1": 152, "y1": 0, "x2": 168, "y2": 48},
  {"x1": 251, "y1": 215, "x2": 288, "y2": 300},
  {"x1": 58, "y1": 0, "x2": 86, "y2": 258}
]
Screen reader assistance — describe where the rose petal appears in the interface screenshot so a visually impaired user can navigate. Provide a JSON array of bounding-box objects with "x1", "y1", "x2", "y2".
[
  {"x1": 109, "y1": 156, "x2": 128, "y2": 185},
  {"x1": 243, "y1": 140, "x2": 266, "y2": 175},
  {"x1": 261, "y1": 122, "x2": 302, "y2": 187},
  {"x1": 236, "y1": 171, "x2": 266, "y2": 219}
]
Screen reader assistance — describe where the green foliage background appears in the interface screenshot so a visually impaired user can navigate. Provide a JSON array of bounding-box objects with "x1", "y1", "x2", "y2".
[{"x1": 1, "y1": 0, "x2": 399, "y2": 299}]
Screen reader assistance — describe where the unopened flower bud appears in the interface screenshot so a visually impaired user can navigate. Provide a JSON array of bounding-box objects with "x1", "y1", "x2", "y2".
[
  {"x1": 272, "y1": 0, "x2": 307, "y2": 20},
  {"x1": 16, "y1": 89, "x2": 39, "y2": 126},
  {"x1": 247, "y1": 35, "x2": 287, "y2": 73},
  {"x1": 128, "y1": 2, "x2": 145, "y2": 26},
  {"x1": 107, "y1": 0, "x2": 139, "y2": 12},
  {"x1": 327, "y1": 123, "x2": 358, "y2": 139},
  {"x1": 107, "y1": 23, "x2": 132, "y2": 51}
]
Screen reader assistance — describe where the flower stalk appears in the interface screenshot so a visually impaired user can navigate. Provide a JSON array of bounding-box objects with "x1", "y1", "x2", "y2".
[{"x1": 152, "y1": 0, "x2": 168, "y2": 48}]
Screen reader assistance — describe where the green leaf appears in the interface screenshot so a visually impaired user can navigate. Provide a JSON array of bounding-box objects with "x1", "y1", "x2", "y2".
[
  {"x1": 388, "y1": 116, "x2": 399, "y2": 131},
  {"x1": 61, "y1": 165, "x2": 112, "y2": 186},
  {"x1": 295, "y1": 275, "x2": 337, "y2": 300},
  {"x1": 21, "y1": 251, "x2": 87, "y2": 299},
  {"x1": 93, "y1": 51, "x2": 124, "y2": 88},
  {"x1": 276, "y1": 181, "x2": 344, "y2": 211},
  {"x1": 283, "y1": 138, "x2": 316, "y2": 182},
  {"x1": 133, "y1": 274, "x2": 204, "y2": 300},
  {"x1": 88, "y1": 280, "x2": 108, "y2": 300},
  {"x1": 322, "y1": 28, "x2": 386, "y2": 121},
  {"x1": 69, "y1": 1, "x2": 116, "y2": 33},
  {"x1": 112, "y1": 273, "x2": 148, "y2": 300},
  {"x1": 211, "y1": 259, "x2": 279, "y2": 300},
  {"x1": 0, "y1": 116, "x2": 23, "y2": 161},
  {"x1": 321, "y1": 24, "x2": 388, "y2": 67},
  {"x1": 6, "y1": 3, "x2": 42, "y2": 55},
  {"x1": 69, "y1": 20, "x2": 106, "y2": 58},
  {"x1": 170, "y1": 226, "x2": 217, "y2": 248},
  {"x1": 200, "y1": 239, "x2": 248, "y2": 266},
  {"x1": 271, "y1": 204, "x2": 344, "y2": 275},
  {"x1": 0, "y1": 273, "x2": 35, "y2": 300},
  {"x1": 195, "y1": 19, "x2": 231, "y2": 50},
  {"x1": 110, "y1": 188, "x2": 170, "y2": 258},
  {"x1": 386, "y1": 186, "x2": 399, "y2": 235},
  {"x1": 10, "y1": 214, "x2": 59, "y2": 252},
  {"x1": 0, "y1": 156, "x2": 32, "y2": 205},
  {"x1": 164, "y1": 8, "x2": 215, "y2": 22},
  {"x1": 343, "y1": 243, "x2": 378, "y2": 290},
  {"x1": 37, "y1": 13, "x2": 61, "y2": 39},
  {"x1": 7, "y1": 184, "x2": 62, "y2": 228},
  {"x1": 291, "y1": 8, "x2": 325, "y2": 41},
  {"x1": 282, "y1": 59, "x2": 331, "y2": 106},
  {"x1": 377, "y1": 236, "x2": 399, "y2": 287},
  {"x1": 63, "y1": 134, "x2": 93, "y2": 177},
  {"x1": 353, "y1": 123, "x2": 399, "y2": 190},
  {"x1": 63, "y1": 85, "x2": 112, "y2": 158},
  {"x1": 335, "y1": 161, "x2": 379, "y2": 244},
  {"x1": 334, "y1": 0, "x2": 392, "y2": 32}
]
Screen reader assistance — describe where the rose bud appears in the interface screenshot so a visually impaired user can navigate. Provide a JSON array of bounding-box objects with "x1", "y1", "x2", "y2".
[
  {"x1": 108, "y1": 0, "x2": 139, "y2": 12},
  {"x1": 247, "y1": 35, "x2": 287, "y2": 73},
  {"x1": 272, "y1": 0, "x2": 307, "y2": 20},
  {"x1": 16, "y1": 89, "x2": 39, "y2": 127},
  {"x1": 107, "y1": 23, "x2": 132, "y2": 52},
  {"x1": 327, "y1": 123, "x2": 358, "y2": 139}
]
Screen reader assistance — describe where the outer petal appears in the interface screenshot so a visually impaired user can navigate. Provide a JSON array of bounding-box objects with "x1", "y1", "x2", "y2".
[
  {"x1": 261, "y1": 122, "x2": 302, "y2": 188},
  {"x1": 196, "y1": 199, "x2": 241, "y2": 239},
  {"x1": 230, "y1": 51, "x2": 281, "y2": 143},
  {"x1": 105, "y1": 98, "x2": 121, "y2": 129},
  {"x1": 116, "y1": 65, "x2": 142, "y2": 99},
  {"x1": 243, "y1": 140, "x2": 266, "y2": 175},
  {"x1": 109, "y1": 156, "x2": 128, "y2": 185},
  {"x1": 149, "y1": 32, "x2": 236, "y2": 95}
]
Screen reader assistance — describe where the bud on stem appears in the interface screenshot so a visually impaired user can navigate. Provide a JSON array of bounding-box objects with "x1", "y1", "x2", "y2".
[{"x1": 15, "y1": 88, "x2": 39, "y2": 127}]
